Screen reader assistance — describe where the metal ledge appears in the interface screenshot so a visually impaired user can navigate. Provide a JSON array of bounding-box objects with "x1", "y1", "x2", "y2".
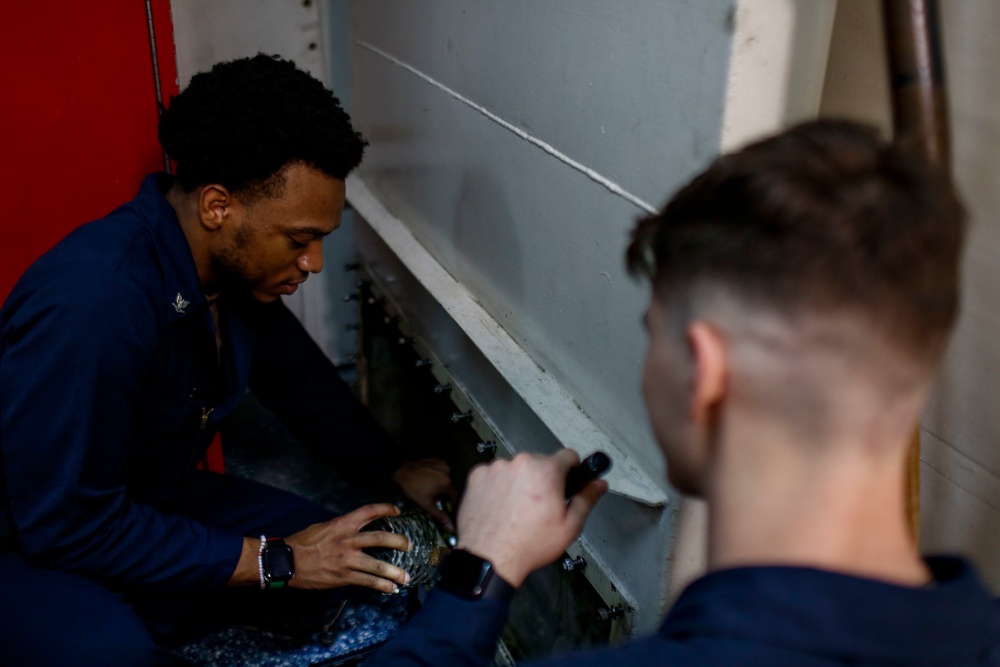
[
  {"x1": 359, "y1": 270, "x2": 634, "y2": 639},
  {"x1": 347, "y1": 174, "x2": 668, "y2": 508}
]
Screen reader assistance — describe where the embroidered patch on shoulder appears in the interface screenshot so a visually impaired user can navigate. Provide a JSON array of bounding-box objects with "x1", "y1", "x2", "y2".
[{"x1": 173, "y1": 293, "x2": 190, "y2": 314}]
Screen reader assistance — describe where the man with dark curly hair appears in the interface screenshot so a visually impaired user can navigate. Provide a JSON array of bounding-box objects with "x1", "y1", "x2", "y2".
[
  {"x1": 0, "y1": 54, "x2": 453, "y2": 665},
  {"x1": 364, "y1": 121, "x2": 1000, "y2": 666}
]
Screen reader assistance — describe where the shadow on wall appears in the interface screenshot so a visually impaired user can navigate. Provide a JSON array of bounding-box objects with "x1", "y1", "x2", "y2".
[
  {"x1": 452, "y1": 167, "x2": 526, "y2": 328},
  {"x1": 361, "y1": 165, "x2": 526, "y2": 344}
]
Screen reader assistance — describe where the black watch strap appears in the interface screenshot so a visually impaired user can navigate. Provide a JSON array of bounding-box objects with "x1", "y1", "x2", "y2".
[{"x1": 435, "y1": 548, "x2": 515, "y2": 602}]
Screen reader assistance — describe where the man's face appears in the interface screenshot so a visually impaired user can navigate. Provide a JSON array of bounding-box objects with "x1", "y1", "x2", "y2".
[
  {"x1": 214, "y1": 163, "x2": 346, "y2": 303},
  {"x1": 642, "y1": 295, "x2": 706, "y2": 496}
]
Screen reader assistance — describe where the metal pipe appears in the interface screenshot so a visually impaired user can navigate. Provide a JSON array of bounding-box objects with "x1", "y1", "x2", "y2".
[
  {"x1": 144, "y1": 0, "x2": 171, "y2": 173},
  {"x1": 881, "y1": 0, "x2": 951, "y2": 168}
]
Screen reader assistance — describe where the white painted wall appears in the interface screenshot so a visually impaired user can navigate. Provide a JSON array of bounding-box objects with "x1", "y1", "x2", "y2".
[
  {"x1": 348, "y1": 0, "x2": 737, "y2": 487},
  {"x1": 820, "y1": 0, "x2": 1000, "y2": 592},
  {"x1": 171, "y1": 0, "x2": 327, "y2": 89}
]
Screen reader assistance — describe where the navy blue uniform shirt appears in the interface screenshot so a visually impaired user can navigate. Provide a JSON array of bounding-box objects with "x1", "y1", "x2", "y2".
[
  {"x1": 0, "y1": 174, "x2": 402, "y2": 590},
  {"x1": 366, "y1": 557, "x2": 1000, "y2": 666}
]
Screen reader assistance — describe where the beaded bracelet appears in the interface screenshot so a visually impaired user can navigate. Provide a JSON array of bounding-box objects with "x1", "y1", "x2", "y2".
[{"x1": 258, "y1": 534, "x2": 266, "y2": 590}]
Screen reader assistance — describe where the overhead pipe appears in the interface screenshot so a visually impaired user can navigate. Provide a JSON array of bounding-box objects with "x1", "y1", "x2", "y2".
[
  {"x1": 882, "y1": 0, "x2": 951, "y2": 168},
  {"x1": 880, "y1": 0, "x2": 951, "y2": 541}
]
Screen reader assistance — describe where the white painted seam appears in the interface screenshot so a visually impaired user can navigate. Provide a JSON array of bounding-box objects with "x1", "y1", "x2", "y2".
[{"x1": 353, "y1": 39, "x2": 658, "y2": 215}]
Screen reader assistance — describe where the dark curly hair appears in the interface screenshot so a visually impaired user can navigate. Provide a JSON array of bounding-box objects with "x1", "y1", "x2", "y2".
[
  {"x1": 158, "y1": 53, "x2": 367, "y2": 197},
  {"x1": 627, "y1": 119, "x2": 966, "y2": 365}
]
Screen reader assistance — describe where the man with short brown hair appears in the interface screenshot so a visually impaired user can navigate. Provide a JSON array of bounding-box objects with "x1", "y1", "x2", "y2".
[{"x1": 366, "y1": 120, "x2": 1000, "y2": 667}]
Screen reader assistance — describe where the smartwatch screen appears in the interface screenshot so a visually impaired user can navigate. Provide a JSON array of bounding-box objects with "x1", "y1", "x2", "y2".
[
  {"x1": 441, "y1": 549, "x2": 492, "y2": 596},
  {"x1": 264, "y1": 545, "x2": 295, "y2": 581}
]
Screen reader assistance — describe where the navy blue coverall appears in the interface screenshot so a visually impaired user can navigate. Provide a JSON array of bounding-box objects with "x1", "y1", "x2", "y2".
[
  {"x1": 0, "y1": 174, "x2": 403, "y2": 665},
  {"x1": 365, "y1": 556, "x2": 1000, "y2": 667}
]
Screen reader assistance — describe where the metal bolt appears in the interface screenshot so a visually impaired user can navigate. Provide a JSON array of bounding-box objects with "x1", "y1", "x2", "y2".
[
  {"x1": 399, "y1": 336, "x2": 415, "y2": 346},
  {"x1": 415, "y1": 358, "x2": 433, "y2": 368},
  {"x1": 345, "y1": 323, "x2": 361, "y2": 332},
  {"x1": 451, "y1": 411, "x2": 473, "y2": 424},
  {"x1": 562, "y1": 556, "x2": 587, "y2": 572},
  {"x1": 355, "y1": 279, "x2": 371, "y2": 289},
  {"x1": 308, "y1": 42, "x2": 318, "y2": 50},
  {"x1": 383, "y1": 315, "x2": 398, "y2": 326},
  {"x1": 596, "y1": 605, "x2": 625, "y2": 622},
  {"x1": 475, "y1": 441, "x2": 497, "y2": 455},
  {"x1": 433, "y1": 383, "x2": 452, "y2": 395},
  {"x1": 343, "y1": 293, "x2": 360, "y2": 302},
  {"x1": 342, "y1": 353, "x2": 359, "y2": 363}
]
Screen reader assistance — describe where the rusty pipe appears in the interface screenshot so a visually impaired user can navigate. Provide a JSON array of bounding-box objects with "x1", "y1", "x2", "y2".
[{"x1": 881, "y1": 0, "x2": 951, "y2": 169}]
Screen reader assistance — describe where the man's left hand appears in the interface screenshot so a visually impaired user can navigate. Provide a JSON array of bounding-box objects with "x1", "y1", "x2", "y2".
[{"x1": 391, "y1": 458, "x2": 458, "y2": 532}]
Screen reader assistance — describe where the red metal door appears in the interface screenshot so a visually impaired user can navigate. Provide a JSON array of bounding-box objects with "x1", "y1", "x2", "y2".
[{"x1": 0, "y1": 0, "x2": 178, "y2": 302}]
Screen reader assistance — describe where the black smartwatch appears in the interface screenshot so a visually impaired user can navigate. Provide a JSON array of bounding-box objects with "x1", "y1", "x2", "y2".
[
  {"x1": 435, "y1": 548, "x2": 515, "y2": 602},
  {"x1": 261, "y1": 537, "x2": 295, "y2": 589}
]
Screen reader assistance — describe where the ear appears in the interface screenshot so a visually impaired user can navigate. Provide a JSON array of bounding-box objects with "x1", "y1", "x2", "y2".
[
  {"x1": 686, "y1": 321, "x2": 728, "y2": 422},
  {"x1": 197, "y1": 185, "x2": 231, "y2": 232}
]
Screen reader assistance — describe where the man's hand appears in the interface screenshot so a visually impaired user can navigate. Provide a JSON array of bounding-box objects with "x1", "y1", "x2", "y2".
[
  {"x1": 455, "y1": 450, "x2": 608, "y2": 588},
  {"x1": 391, "y1": 458, "x2": 457, "y2": 532},
  {"x1": 284, "y1": 503, "x2": 412, "y2": 593}
]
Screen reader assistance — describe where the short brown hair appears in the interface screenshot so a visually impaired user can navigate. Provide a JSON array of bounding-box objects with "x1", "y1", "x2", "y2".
[{"x1": 627, "y1": 120, "x2": 966, "y2": 365}]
